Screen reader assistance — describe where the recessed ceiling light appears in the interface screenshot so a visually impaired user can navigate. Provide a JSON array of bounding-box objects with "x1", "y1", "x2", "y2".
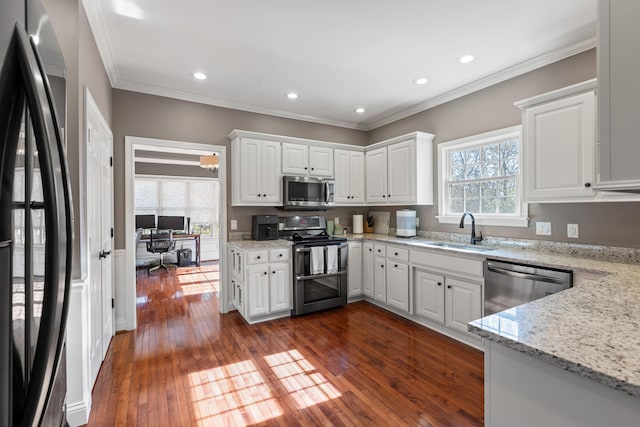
[
  {"x1": 287, "y1": 92, "x2": 299, "y2": 100},
  {"x1": 458, "y1": 54, "x2": 475, "y2": 64},
  {"x1": 355, "y1": 107, "x2": 366, "y2": 114},
  {"x1": 413, "y1": 77, "x2": 429, "y2": 85},
  {"x1": 193, "y1": 72, "x2": 207, "y2": 80}
]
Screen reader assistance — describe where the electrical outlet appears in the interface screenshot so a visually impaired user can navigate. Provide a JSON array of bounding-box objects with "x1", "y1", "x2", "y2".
[
  {"x1": 567, "y1": 224, "x2": 579, "y2": 238},
  {"x1": 334, "y1": 217, "x2": 340, "y2": 225},
  {"x1": 230, "y1": 220, "x2": 238, "y2": 230},
  {"x1": 535, "y1": 221, "x2": 552, "y2": 236}
]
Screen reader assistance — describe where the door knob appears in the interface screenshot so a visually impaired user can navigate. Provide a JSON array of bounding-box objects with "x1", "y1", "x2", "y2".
[{"x1": 99, "y1": 250, "x2": 111, "y2": 259}]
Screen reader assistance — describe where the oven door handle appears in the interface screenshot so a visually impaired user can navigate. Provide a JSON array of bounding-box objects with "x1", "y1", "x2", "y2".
[
  {"x1": 295, "y1": 244, "x2": 348, "y2": 253},
  {"x1": 296, "y1": 270, "x2": 348, "y2": 281}
]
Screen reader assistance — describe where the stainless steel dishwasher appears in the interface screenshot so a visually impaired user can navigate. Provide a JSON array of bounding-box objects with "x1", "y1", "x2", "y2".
[{"x1": 484, "y1": 259, "x2": 572, "y2": 315}]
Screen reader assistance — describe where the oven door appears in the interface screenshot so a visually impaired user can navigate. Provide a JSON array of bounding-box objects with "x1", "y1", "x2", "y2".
[{"x1": 292, "y1": 243, "x2": 347, "y2": 315}]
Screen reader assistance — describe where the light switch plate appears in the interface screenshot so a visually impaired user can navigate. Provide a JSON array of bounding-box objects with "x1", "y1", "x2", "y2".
[
  {"x1": 567, "y1": 224, "x2": 579, "y2": 238},
  {"x1": 230, "y1": 220, "x2": 238, "y2": 230},
  {"x1": 535, "y1": 221, "x2": 552, "y2": 236}
]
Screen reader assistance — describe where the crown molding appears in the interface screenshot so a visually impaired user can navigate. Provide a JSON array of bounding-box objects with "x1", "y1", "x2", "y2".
[
  {"x1": 113, "y1": 79, "x2": 369, "y2": 131},
  {"x1": 366, "y1": 37, "x2": 597, "y2": 130},
  {"x1": 81, "y1": 0, "x2": 119, "y2": 85}
]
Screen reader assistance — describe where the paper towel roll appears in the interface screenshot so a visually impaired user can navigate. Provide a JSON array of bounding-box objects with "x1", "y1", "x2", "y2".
[{"x1": 352, "y1": 214, "x2": 364, "y2": 234}]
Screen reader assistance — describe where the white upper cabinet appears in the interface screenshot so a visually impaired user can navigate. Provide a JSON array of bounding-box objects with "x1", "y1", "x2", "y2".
[
  {"x1": 282, "y1": 143, "x2": 333, "y2": 177},
  {"x1": 596, "y1": 0, "x2": 640, "y2": 190},
  {"x1": 231, "y1": 136, "x2": 282, "y2": 206},
  {"x1": 365, "y1": 147, "x2": 388, "y2": 203},
  {"x1": 365, "y1": 132, "x2": 434, "y2": 205},
  {"x1": 516, "y1": 81, "x2": 596, "y2": 202},
  {"x1": 335, "y1": 149, "x2": 365, "y2": 204}
]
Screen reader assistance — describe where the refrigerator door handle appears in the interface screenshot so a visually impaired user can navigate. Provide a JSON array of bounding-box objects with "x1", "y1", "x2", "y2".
[{"x1": 12, "y1": 24, "x2": 73, "y2": 427}]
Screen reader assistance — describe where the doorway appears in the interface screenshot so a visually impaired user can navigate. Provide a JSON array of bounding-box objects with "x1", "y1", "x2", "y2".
[{"x1": 122, "y1": 137, "x2": 227, "y2": 331}]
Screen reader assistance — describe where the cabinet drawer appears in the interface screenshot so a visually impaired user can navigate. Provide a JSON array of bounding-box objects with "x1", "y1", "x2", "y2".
[
  {"x1": 246, "y1": 250, "x2": 269, "y2": 265},
  {"x1": 374, "y1": 244, "x2": 386, "y2": 257},
  {"x1": 386, "y1": 246, "x2": 409, "y2": 262},
  {"x1": 269, "y1": 248, "x2": 290, "y2": 262},
  {"x1": 410, "y1": 250, "x2": 483, "y2": 279}
]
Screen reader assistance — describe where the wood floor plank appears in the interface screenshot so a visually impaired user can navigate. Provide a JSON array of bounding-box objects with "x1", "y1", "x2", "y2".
[{"x1": 86, "y1": 262, "x2": 483, "y2": 426}]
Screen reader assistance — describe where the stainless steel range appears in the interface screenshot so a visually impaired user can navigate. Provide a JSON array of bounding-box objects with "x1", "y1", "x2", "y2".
[{"x1": 280, "y1": 216, "x2": 348, "y2": 315}]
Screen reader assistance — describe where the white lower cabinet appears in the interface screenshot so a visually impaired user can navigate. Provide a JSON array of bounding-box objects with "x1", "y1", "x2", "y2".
[
  {"x1": 412, "y1": 249, "x2": 484, "y2": 339},
  {"x1": 445, "y1": 277, "x2": 482, "y2": 334},
  {"x1": 228, "y1": 243, "x2": 292, "y2": 324},
  {"x1": 386, "y1": 261, "x2": 409, "y2": 312},
  {"x1": 414, "y1": 270, "x2": 445, "y2": 323},
  {"x1": 347, "y1": 241, "x2": 362, "y2": 297},
  {"x1": 362, "y1": 242, "x2": 374, "y2": 297},
  {"x1": 374, "y1": 257, "x2": 386, "y2": 302}
]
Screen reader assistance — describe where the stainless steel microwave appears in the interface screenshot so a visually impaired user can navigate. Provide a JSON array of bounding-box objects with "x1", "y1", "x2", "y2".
[{"x1": 282, "y1": 176, "x2": 335, "y2": 210}]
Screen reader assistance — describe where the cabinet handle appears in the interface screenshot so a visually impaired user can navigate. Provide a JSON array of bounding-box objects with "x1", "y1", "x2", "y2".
[
  {"x1": 585, "y1": 182, "x2": 591, "y2": 188},
  {"x1": 377, "y1": 249, "x2": 381, "y2": 253},
  {"x1": 272, "y1": 271, "x2": 276, "y2": 274},
  {"x1": 447, "y1": 285, "x2": 451, "y2": 289},
  {"x1": 394, "y1": 252, "x2": 398, "y2": 256},
  {"x1": 369, "y1": 248, "x2": 372, "y2": 252},
  {"x1": 262, "y1": 194, "x2": 267, "y2": 197},
  {"x1": 257, "y1": 194, "x2": 261, "y2": 197},
  {"x1": 264, "y1": 272, "x2": 267, "y2": 275},
  {"x1": 311, "y1": 167, "x2": 315, "y2": 171},
  {"x1": 380, "y1": 264, "x2": 384, "y2": 268},
  {"x1": 394, "y1": 264, "x2": 398, "y2": 268},
  {"x1": 278, "y1": 253, "x2": 283, "y2": 257},
  {"x1": 304, "y1": 167, "x2": 308, "y2": 170},
  {"x1": 437, "y1": 282, "x2": 442, "y2": 286},
  {"x1": 257, "y1": 255, "x2": 261, "y2": 259},
  {"x1": 388, "y1": 194, "x2": 391, "y2": 198},
  {"x1": 382, "y1": 195, "x2": 386, "y2": 198}
]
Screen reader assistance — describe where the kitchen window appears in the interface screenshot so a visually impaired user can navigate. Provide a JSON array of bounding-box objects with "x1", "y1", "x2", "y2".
[{"x1": 437, "y1": 125, "x2": 528, "y2": 227}]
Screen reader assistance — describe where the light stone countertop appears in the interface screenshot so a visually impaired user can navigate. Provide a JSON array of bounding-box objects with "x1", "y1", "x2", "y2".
[
  {"x1": 227, "y1": 239, "x2": 293, "y2": 250},
  {"x1": 228, "y1": 232, "x2": 640, "y2": 397}
]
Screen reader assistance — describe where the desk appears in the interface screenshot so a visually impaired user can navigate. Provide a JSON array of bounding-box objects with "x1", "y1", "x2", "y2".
[{"x1": 140, "y1": 233, "x2": 201, "y2": 266}]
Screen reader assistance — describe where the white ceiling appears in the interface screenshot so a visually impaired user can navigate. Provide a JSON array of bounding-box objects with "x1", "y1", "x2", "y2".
[{"x1": 83, "y1": 0, "x2": 597, "y2": 130}]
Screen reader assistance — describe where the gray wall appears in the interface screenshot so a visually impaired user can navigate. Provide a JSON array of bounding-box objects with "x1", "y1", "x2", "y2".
[
  {"x1": 44, "y1": 0, "x2": 112, "y2": 278},
  {"x1": 112, "y1": 90, "x2": 369, "y2": 248},
  {"x1": 111, "y1": 47, "x2": 640, "y2": 250},
  {"x1": 367, "y1": 49, "x2": 640, "y2": 248}
]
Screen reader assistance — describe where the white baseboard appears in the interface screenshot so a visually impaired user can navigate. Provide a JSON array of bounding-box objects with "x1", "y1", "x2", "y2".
[
  {"x1": 67, "y1": 399, "x2": 91, "y2": 427},
  {"x1": 113, "y1": 249, "x2": 135, "y2": 331},
  {"x1": 115, "y1": 318, "x2": 127, "y2": 331}
]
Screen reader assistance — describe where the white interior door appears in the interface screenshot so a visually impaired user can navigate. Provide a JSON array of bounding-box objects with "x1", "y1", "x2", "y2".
[{"x1": 86, "y1": 91, "x2": 114, "y2": 387}]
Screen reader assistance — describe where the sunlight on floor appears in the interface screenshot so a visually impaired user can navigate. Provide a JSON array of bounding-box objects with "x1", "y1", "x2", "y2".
[
  {"x1": 264, "y1": 349, "x2": 342, "y2": 409},
  {"x1": 189, "y1": 360, "x2": 283, "y2": 426},
  {"x1": 180, "y1": 281, "x2": 218, "y2": 296}
]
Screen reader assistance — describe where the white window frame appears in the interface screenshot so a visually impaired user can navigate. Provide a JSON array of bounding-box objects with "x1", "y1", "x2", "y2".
[{"x1": 436, "y1": 125, "x2": 529, "y2": 227}]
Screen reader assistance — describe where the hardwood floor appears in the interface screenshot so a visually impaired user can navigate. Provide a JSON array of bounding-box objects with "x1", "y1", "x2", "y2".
[{"x1": 87, "y1": 262, "x2": 484, "y2": 426}]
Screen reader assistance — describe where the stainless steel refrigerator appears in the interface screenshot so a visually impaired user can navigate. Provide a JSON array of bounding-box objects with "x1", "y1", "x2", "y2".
[{"x1": 0, "y1": 0, "x2": 73, "y2": 425}]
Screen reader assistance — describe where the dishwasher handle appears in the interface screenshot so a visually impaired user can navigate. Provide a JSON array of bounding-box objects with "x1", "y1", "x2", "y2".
[{"x1": 486, "y1": 265, "x2": 567, "y2": 284}]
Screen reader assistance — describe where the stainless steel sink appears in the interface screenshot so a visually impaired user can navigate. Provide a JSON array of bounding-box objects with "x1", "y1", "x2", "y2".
[{"x1": 424, "y1": 242, "x2": 495, "y2": 251}]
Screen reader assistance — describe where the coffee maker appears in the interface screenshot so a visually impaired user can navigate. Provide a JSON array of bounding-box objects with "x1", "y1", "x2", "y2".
[{"x1": 252, "y1": 215, "x2": 279, "y2": 240}]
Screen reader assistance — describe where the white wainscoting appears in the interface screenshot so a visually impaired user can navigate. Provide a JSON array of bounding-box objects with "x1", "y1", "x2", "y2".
[
  {"x1": 66, "y1": 277, "x2": 91, "y2": 426},
  {"x1": 113, "y1": 249, "x2": 129, "y2": 331}
]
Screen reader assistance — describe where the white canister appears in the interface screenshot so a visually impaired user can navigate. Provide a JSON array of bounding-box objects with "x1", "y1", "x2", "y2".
[
  {"x1": 352, "y1": 214, "x2": 364, "y2": 234},
  {"x1": 396, "y1": 210, "x2": 416, "y2": 237}
]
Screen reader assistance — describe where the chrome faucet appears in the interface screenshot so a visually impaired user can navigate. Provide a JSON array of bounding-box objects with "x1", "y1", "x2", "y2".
[{"x1": 459, "y1": 212, "x2": 483, "y2": 245}]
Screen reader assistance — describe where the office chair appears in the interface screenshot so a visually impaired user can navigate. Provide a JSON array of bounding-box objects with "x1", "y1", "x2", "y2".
[{"x1": 146, "y1": 230, "x2": 177, "y2": 272}]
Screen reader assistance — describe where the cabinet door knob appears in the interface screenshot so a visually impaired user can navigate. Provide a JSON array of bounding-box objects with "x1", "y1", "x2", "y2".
[
  {"x1": 380, "y1": 264, "x2": 384, "y2": 268},
  {"x1": 585, "y1": 182, "x2": 591, "y2": 188},
  {"x1": 264, "y1": 272, "x2": 268, "y2": 275},
  {"x1": 382, "y1": 195, "x2": 386, "y2": 198},
  {"x1": 278, "y1": 253, "x2": 283, "y2": 257},
  {"x1": 304, "y1": 167, "x2": 308, "y2": 170},
  {"x1": 257, "y1": 255, "x2": 261, "y2": 259},
  {"x1": 437, "y1": 282, "x2": 442, "y2": 286},
  {"x1": 272, "y1": 271, "x2": 276, "y2": 274},
  {"x1": 388, "y1": 194, "x2": 391, "y2": 198},
  {"x1": 447, "y1": 285, "x2": 452, "y2": 289},
  {"x1": 369, "y1": 248, "x2": 372, "y2": 252},
  {"x1": 311, "y1": 167, "x2": 315, "y2": 171},
  {"x1": 394, "y1": 252, "x2": 398, "y2": 256},
  {"x1": 394, "y1": 264, "x2": 398, "y2": 268}
]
